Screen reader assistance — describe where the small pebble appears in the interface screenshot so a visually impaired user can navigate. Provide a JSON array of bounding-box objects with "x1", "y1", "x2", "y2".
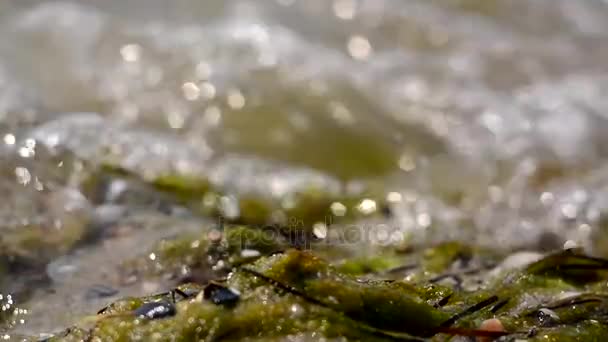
[
  {"x1": 134, "y1": 301, "x2": 176, "y2": 319},
  {"x1": 85, "y1": 284, "x2": 119, "y2": 300},
  {"x1": 537, "y1": 308, "x2": 560, "y2": 326},
  {"x1": 477, "y1": 318, "x2": 505, "y2": 342},
  {"x1": 203, "y1": 283, "x2": 240, "y2": 307}
]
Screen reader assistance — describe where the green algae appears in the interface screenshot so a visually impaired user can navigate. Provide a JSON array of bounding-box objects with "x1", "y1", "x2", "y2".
[
  {"x1": 57, "y1": 248, "x2": 608, "y2": 341},
  {"x1": 242, "y1": 250, "x2": 451, "y2": 337},
  {"x1": 0, "y1": 218, "x2": 87, "y2": 267},
  {"x1": 86, "y1": 161, "x2": 386, "y2": 230},
  {"x1": 0, "y1": 148, "x2": 92, "y2": 268},
  {"x1": 119, "y1": 225, "x2": 287, "y2": 283},
  {"x1": 31, "y1": 114, "x2": 392, "y2": 228},
  {"x1": 15, "y1": 238, "x2": 608, "y2": 342},
  {"x1": 54, "y1": 250, "x2": 446, "y2": 341},
  {"x1": 525, "y1": 249, "x2": 608, "y2": 285}
]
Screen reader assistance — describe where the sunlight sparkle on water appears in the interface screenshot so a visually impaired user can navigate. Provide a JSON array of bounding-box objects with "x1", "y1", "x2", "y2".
[
  {"x1": 120, "y1": 44, "x2": 141, "y2": 62},
  {"x1": 347, "y1": 35, "x2": 372, "y2": 60},
  {"x1": 357, "y1": 198, "x2": 377, "y2": 215},
  {"x1": 182, "y1": 82, "x2": 201, "y2": 101},
  {"x1": 15, "y1": 167, "x2": 31, "y2": 186},
  {"x1": 333, "y1": 0, "x2": 356, "y2": 20},
  {"x1": 227, "y1": 89, "x2": 246, "y2": 109},
  {"x1": 3, "y1": 134, "x2": 15, "y2": 145}
]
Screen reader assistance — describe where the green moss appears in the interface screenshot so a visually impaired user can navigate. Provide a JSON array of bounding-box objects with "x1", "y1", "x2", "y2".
[
  {"x1": 525, "y1": 249, "x2": 608, "y2": 285},
  {"x1": 97, "y1": 297, "x2": 145, "y2": 316},
  {"x1": 334, "y1": 254, "x2": 405, "y2": 275},
  {"x1": 45, "y1": 247, "x2": 608, "y2": 341},
  {"x1": 153, "y1": 174, "x2": 210, "y2": 202},
  {"x1": 120, "y1": 225, "x2": 287, "y2": 282},
  {"x1": 238, "y1": 250, "x2": 451, "y2": 337},
  {"x1": 96, "y1": 164, "x2": 386, "y2": 229},
  {"x1": 422, "y1": 242, "x2": 473, "y2": 274},
  {"x1": 0, "y1": 217, "x2": 87, "y2": 267},
  {"x1": 58, "y1": 249, "x2": 441, "y2": 341}
]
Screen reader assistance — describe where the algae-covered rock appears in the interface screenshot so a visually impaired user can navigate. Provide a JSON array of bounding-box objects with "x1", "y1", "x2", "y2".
[
  {"x1": 44, "y1": 248, "x2": 608, "y2": 341},
  {"x1": 54, "y1": 250, "x2": 447, "y2": 341},
  {"x1": 0, "y1": 187, "x2": 91, "y2": 265},
  {"x1": 240, "y1": 250, "x2": 451, "y2": 337},
  {"x1": 120, "y1": 225, "x2": 288, "y2": 284},
  {"x1": 30, "y1": 113, "x2": 386, "y2": 226},
  {"x1": 0, "y1": 145, "x2": 92, "y2": 267},
  {"x1": 122, "y1": 223, "x2": 498, "y2": 288}
]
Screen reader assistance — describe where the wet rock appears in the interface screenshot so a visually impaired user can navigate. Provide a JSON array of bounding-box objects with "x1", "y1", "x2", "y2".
[
  {"x1": 55, "y1": 248, "x2": 608, "y2": 341},
  {"x1": 133, "y1": 301, "x2": 176, "y2": 320},
  {"x1": 84, "y1": 284, "x2": 119, "y2": 301},
  {"x1": 119, "y1": 225, "x2": 287, "y2": 284},
  {"x1": 29, "y1": 114, "x2": 382, "y2": 226},
  {"x1": 202, "y1": 282, "x2": 240, "y2": 307},
  {"x1": 0, "y1": 146, "x2": 92, "y2": 267},
  {"x1": 90, "y1": 204, "x2": 128, "y2": 231},
  {"x1": 46, "y1": 255, "x2": 80, "y2": 284},
  {"x1": 487, "y1": 251, "x2": 544, "y2": 279}
]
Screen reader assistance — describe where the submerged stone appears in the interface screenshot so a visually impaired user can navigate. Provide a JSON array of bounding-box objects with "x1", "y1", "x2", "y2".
[
  {"x1": 0, "y1": 145, "x2": 92, "y2": 268},
  {"x1": 29, "y1": 114, "x2": 384, "y2": 227},
  {"x1": 84, "y1": 284, "x2": 119, "y2": 301}
]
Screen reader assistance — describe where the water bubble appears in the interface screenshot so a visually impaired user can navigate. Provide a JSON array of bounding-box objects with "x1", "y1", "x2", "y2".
[
  {"x1": 563, "y1": 240, "x2": 577, "y2": 249},
  {"x1": 195, "y1": 62, "x2": 212, "y2": 80},
  {"x1": 168, "y1": 111, "x2": 185, "y2": 129},
  {"x1": 181, "y1": 82, "x2": 200, "y2": 101},
  {"x1": 330, "y1": 202, "x2": 347, "y2": 216},
  {"x1": 347, "y1": 35, "x2": 372, "y2": 60},
  {"x1": 241, "y1": 249, "x2": 261, "y2": 258},
  {"x1": 3, "y1": 134, "x2": 15, "y2": 145},
  {"x1": 313, "y1": 222, "x2": 328, "y2": 239},
  {"x1": 18, "y1": 138, "x2": 36, "y2": 158},
  {"x1": 329, "y1": 101, "x2": 354, "y2": 125},
  {"x1": 333, "y1": 0, "x2": 356, "y2": 20},
  {"x1": 120, "y1": 44, "x2": 141, "y2": 62},
  {"x1": 417, "y1": 213, "x2": 431, "y2": 228},
  {"x1": 561, "y1": 203, "x2": 578, "y2": 219},
  {"x1": 193, "y1": 82, "x2": 215, "y2": 101},
  {"x1": 15, "y1": 167, "x2": 31, "y2": 185},
  {"x1": 540, "y1": 192, "x2": 555, "y2": 206},
  {"x1": 398, "y1": 154, "x2": 416, "y2": 172},
  {"x1": 227, "y1": 89, "x2": 246, "y2": 109},
  {"x1": 386, "y1": 192, "x2": 402, "y2": 203},
  {"x1": 220, "y1": 195, "x2": 240, "y2": 219},
  {"x1": 357, "y1": 198, "x2": 377, "y2": 215},
  {"x1": 202, "y1": 106, "x2": 222, "y2": 127}
]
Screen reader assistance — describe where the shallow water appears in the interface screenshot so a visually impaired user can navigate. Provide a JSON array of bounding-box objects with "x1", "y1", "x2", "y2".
[{"x1": 2, "y1": 0, "x2": 608, "y2": 337}]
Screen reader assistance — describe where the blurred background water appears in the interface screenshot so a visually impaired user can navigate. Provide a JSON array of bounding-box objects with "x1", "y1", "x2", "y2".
[{"x1": 2, "y1": 0, "x2": 608, "y2": 336}]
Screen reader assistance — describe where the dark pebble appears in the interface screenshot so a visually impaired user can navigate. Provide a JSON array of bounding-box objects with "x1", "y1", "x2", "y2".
[
  {"x1": 172, "y1": 286, "x2": 201, "y2": 301},
  {"x1": 203, "y1": 283, "x2": 240, "y2": 307},
  {"x1": 134, "y1": 301, "x2": 176, "y2": 319}
]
